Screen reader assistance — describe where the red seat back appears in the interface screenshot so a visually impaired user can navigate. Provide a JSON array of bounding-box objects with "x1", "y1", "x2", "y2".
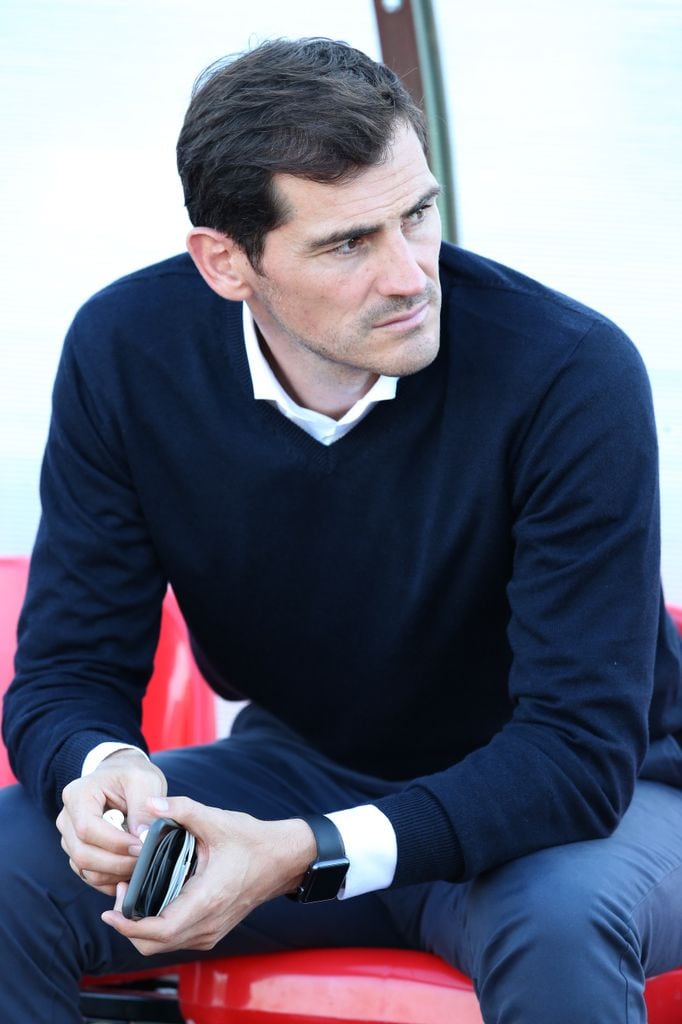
[
  {"x1": 0, "y1": 556, "x2": 215, "y2": 785},
  {"x1": 668, "y1": 605, "x2": 682, "y2": 633},
  {"x1": 141, "y1": 585, "x2": 216, "y2": 751},
  {"x1": 0, "y1": 558, "x2": 29, "y2": 785}
]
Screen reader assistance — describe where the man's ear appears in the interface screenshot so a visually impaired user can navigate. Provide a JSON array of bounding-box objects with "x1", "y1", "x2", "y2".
[{"x1": 186, "y1": 227, "x2": 255, "y2": 301}]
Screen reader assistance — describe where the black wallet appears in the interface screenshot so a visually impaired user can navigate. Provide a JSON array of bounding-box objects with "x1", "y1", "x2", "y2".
[{"x1": 122, "y1": 817, "x2": 197, "y2": 920}]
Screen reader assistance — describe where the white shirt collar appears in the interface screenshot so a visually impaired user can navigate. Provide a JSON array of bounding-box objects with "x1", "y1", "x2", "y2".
[{"x1": 241, "y1": 304, "x2": 398, "y2": 445}]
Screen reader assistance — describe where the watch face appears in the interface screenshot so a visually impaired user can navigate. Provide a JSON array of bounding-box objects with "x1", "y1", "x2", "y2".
[{"x1": 301, "y1": 857, "x2": 349, "y2": 902}]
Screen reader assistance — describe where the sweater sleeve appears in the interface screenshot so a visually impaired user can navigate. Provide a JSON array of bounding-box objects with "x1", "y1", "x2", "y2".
[
  {"x1": 2, "y1": 322, "x2": 167, "y2": 815},
  {"x1": 375, "y1": 319, "x2": 662, "y2": 886}
]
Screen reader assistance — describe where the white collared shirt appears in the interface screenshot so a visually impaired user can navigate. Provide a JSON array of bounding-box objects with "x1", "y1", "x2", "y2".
[{"x1": 242, "y1": 305, "x2": 398, "y2": 445}]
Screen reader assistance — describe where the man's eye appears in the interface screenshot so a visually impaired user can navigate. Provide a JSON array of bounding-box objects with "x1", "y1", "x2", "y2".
[
  {"x1": 408, "y1": 203, "x2": 432, "y2": 223},
  {"x1": 332, "y1": 237, "x2": 362, "y2": 256}
]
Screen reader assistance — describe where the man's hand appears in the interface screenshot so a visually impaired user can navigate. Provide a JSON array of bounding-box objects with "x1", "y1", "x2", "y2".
[
  {"x1": 101, "y1": 795, "x2": 316, "y2": 956},
  {"x1": 57, "y1": 748, "x2": 167, "y2": 896}
]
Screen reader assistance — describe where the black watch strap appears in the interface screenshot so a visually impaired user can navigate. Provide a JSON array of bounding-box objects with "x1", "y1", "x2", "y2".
[{"x1": 287, "y1": 813, "x2": 349, "y2": 903}]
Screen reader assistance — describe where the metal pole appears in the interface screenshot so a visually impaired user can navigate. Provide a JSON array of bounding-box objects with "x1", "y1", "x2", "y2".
[{"x1": 373, "y1": 0, "x2": 458, "y2": 243}]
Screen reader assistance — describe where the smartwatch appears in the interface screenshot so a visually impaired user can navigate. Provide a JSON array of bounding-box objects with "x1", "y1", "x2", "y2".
[{"x1": 287, "y1": 813, "x2": 349, "y2": 903}]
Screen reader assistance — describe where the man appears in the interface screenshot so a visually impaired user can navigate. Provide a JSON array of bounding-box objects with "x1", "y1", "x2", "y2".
[{"x1": 2, "y1": 37, "x2": 682, "y2": 1024}]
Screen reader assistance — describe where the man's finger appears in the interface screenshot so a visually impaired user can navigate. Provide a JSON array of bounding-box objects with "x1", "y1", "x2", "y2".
[
  {"x1": 67, "y1": 859, "x2": 119, "y2": 897},
  {"x1": 59, "y1": 812, "x2": 133, "y2": 872},
  {"x1": 68, "y1": 848, "x2": 137, "y2": 882},
  {"x1": 65, "y1": 805, "x2": 142, "y2": 855},
  {"x1": 104, "y1": 759, "x2": 167, "y2": 838},
  {"x1": 146, "y1": 794, "x2": 209, "y2": 832},
  {"x1": 101, "y1": 907, "x2": 177, "y2": 944},
  {"x1": 101, "y1": 905, "x2": 215, "y2": 957}
]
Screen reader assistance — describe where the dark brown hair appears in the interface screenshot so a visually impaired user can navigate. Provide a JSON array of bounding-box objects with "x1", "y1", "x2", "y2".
[{"x1": 176, "y1": 37, "x2": 427, "y2": 268}]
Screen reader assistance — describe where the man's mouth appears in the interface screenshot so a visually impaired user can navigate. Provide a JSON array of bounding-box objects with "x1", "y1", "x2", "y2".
[{"x1": 373, "y1": 299, "x2": 431, "y2": 331}]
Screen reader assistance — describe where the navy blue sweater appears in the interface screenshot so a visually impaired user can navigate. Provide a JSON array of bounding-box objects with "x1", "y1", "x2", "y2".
[{"x1": 5, "y1": 244, "x2": 682, "y2": 886}]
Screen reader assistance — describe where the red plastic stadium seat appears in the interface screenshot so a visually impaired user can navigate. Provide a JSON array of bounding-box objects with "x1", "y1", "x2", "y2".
[
  {"x1": 141, "y1": 584, "x2": 216, "y2": 753},
  {"x1": 177, "y1": 955, "x2": 682, "y2": 1024},
  {"x1": 668, "y1": 604, "x2": 682, "y2": 633},
  {"x1": 178, "y1": 948, "x2": 483, "y2": 1024},
  {"x1": 645, "y1": 967, "x2": 682, "y2": 1024}
]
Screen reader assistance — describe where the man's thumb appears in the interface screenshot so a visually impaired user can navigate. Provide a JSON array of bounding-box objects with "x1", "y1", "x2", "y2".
[{"x1": 146, "y1": 795, "x2": 200, "y2": 832}]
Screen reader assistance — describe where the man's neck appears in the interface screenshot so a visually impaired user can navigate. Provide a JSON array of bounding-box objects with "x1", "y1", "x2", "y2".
[{"x1": 254, "y1": 325, "x2": 378, "y2": 421}]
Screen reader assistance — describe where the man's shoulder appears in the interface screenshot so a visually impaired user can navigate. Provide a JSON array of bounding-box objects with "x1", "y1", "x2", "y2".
[
  {"x1": 66, "y1": 253, "x2": 240, "y2": 355},
  {"x1": 433, "y1": 243, "x2": 651, "y2": 431},
  {"x1": 60, "y1": 253, "x2": 244, "y2": 399},
  {"x1": 438, "y1": 242, "x2": 605, "y2": 329},
  {"x1": 101, "y1": 251, "x2": 196, "y2": 286},
  {"x1": 437, "y1": 242, "x2": 640, "y2": 377},
  {"x1": 80, "y1": 252, "x2": 207, "y2": 319}
]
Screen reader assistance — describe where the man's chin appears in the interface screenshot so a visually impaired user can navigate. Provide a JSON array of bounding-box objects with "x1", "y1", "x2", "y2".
[{"x1": 377, "y1": 333, "x2": 440, "y2": 379}]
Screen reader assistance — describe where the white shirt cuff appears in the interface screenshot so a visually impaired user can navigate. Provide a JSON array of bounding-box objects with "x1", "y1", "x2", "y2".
[
  {"x1": 81, "y1": 742, "x2": 149, "y2": 777},
  {"x1": 325, "y1": 804, "x2": 397, "y2": 899}
]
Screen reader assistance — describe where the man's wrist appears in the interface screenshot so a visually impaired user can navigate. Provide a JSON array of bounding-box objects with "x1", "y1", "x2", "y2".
[
  {"x1": 81, "y1": 742, "x2": 149, "y2": 777},
  {"x1": 287, "y1": 814, "x2": 349, "y2": 903},
  {"x1": 261, "y1": 818, "x2": 318, "y2": 898}
]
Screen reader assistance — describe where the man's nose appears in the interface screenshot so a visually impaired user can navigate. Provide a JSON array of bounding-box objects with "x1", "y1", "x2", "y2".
[{"x1": 375, "y1": 235, "x2": 428, "y2": 297}]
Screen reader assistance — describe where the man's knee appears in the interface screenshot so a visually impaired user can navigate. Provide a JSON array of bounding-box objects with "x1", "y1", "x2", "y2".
[
  {"x1": 0, "y1": 783, "x2": 92, "y2": 938},
  {"x1": 453, "y1": 848, "x2": 645, "y2": 1022},
  {"x1": 468, "y1": 846, "x2": 638, "y2": 966}
]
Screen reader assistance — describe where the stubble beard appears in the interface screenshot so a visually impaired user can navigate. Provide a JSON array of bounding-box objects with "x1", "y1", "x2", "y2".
[{"x1": 254, "y1": 279, "x2": 442, "y2": 381}]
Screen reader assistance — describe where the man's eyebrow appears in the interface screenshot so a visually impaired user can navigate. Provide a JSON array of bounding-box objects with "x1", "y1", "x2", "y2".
[{"x1": 305, "y1": 185, "x2": 442, "y2": 252}]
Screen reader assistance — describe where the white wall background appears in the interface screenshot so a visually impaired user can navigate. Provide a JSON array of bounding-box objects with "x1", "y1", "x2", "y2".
[{"x1": 1, "y1": 0, "x2": 681, "y2": 601}]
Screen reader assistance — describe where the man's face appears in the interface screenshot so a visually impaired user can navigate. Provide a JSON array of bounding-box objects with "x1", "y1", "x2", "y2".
[{"x1": 242, "y1": 123, "x2": 443, "y2": 392}]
